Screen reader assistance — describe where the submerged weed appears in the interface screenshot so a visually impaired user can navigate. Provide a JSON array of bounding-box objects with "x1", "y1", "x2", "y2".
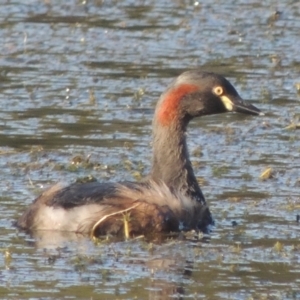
[{"x1": 212, "y1": 165, "x2": 230, "y2": 177}]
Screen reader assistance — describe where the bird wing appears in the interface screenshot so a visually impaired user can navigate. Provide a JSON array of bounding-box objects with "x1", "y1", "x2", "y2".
[{"x1": 48, "y1": 181, "x2": 139, "y2": 208}]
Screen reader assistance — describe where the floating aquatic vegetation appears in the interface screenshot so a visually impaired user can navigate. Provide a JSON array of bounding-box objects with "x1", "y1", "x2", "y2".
[
  {"x1": 284, "y1": 123, "x2": 300, "y2": 130},
  {"x1": 273, "y1": 241, "x2": 284, "y2": 253},
  {"x1": 259, "y1": 167, "x2": 274, "y2": 180}
]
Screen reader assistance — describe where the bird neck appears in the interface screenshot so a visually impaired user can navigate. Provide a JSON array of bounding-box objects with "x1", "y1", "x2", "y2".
[{"x1": 150, "y1": 118, "x2": 205, "y2": 203}]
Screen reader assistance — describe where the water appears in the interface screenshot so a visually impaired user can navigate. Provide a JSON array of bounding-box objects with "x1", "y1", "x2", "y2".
[{"x1": 0, "y1": 0, "x2": 299, "y2": 299}]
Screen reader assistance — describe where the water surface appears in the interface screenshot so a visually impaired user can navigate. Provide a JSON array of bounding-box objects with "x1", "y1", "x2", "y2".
[{"x1": 0, "y1": 1, "x2": 300, "y2": 299}]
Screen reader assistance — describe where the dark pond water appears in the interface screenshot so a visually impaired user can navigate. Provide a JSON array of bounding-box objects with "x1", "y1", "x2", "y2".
[{"x1": 0, "y1": 0, "x2": 300, "y2": 299}]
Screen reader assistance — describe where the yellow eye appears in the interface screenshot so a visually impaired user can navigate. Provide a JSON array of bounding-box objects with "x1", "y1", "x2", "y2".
[{"x1": 213, "y1": 86, "x2": 223, "y2": 96}]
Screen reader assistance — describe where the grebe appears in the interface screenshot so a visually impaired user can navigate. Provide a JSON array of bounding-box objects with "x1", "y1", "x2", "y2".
[{"x1": 17, "y1": 70, "x2": 262, "y2": 237}]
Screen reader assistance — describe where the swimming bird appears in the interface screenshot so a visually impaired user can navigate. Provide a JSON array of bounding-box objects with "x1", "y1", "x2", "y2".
[{"x1": 17, "y1": 70, "x2": 262, "y2": 238}]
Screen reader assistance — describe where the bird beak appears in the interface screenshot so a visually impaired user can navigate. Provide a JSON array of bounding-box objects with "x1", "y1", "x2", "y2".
[{"x1": 220, "y1": 95, "x2": 264, "y2": 116}]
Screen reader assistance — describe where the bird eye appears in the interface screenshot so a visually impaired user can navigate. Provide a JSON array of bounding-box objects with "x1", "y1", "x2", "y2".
[{"x1": 213, "y1": 86, "x2": 223, "y2": 96}]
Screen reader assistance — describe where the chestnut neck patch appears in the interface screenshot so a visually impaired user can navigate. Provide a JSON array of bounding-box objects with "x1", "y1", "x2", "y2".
[{"x1": 157, "y1": 84, "x2": 199, "y2": 126}]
